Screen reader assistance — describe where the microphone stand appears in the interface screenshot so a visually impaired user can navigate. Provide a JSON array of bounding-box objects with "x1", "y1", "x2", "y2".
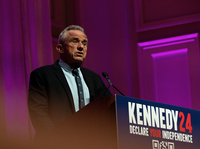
[
  {"x1": 112, "y1": 85, "x2": 125, "y2": 96},
  {"x1": 98, "y1": 72, "x2": 125, "y2": 98}
]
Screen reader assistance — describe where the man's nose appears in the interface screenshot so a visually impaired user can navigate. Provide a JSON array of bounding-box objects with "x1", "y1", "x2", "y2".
[{"x1": 77, "y1": 42, "x2": 84, "y2": 50}]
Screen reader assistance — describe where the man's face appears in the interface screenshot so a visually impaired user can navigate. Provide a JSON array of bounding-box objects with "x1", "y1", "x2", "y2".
[{"x1": 61, "y1": 30, "x2": 88, "y2": 68}]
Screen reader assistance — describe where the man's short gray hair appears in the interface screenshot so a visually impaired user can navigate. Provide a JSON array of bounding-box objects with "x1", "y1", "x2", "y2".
[{"x1": 58, "y1": 25, "x2": 85, "y2": 45}]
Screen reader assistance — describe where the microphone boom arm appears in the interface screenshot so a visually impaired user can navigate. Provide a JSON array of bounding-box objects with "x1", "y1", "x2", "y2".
[
  {"x1": 112, "y1": 84, "x2": 125, "y2": 96},
  {"x1": 102, "y1": 72, "x2": 125, "y2": 96}
]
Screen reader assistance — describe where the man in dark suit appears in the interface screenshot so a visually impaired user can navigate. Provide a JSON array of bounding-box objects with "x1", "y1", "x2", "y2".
[{"x1": 28, "y1": 25, "x2": 111, "y2": 139}]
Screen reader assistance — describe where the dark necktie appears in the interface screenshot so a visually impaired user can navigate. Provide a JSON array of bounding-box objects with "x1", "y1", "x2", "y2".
[{"x1": 72, "y1": 69, "x2": 85, "y2": 109}]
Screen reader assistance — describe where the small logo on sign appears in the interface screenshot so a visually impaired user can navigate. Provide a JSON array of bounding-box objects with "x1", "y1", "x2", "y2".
[{"x1": 152, "y1": 140, "x2": 175, "y2": 149}]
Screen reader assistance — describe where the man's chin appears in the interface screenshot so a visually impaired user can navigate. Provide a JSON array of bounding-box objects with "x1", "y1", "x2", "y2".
[
  {"x1": 71, "y1": 60, "x2": 83, "y2": 68},
  {"x1": 75, "y1": 58, "x2": 84, "y2": 63},
  {"x1": 75, "y1": 57, "x2": 86, "y2": 63}
]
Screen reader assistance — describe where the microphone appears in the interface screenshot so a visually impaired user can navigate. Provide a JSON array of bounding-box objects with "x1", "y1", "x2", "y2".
[
  {"x1": 102, "y1": 72, "x2": 112, "y2": 86},
  {"x1": 98, "y1": 72, "x2": 125, "y2": 98}
]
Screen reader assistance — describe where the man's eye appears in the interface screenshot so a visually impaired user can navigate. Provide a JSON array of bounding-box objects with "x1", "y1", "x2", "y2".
[
  {"x1": 82, "y1": 42, "x2": 87, "y2": 46},
  {"x1": 73, "y1": 40, "x2": 78, "y2": 43}
]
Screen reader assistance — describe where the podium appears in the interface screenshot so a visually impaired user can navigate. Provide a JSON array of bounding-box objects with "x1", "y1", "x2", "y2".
[{"x1": 40, "y1": 95, "x2": 200, "y2": 149}]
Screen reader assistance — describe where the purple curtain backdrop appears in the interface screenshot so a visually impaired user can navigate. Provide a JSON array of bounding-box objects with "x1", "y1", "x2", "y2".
[
  {"x1": 77, "y1": 0, "x2": 139, "y2": 97},
  {"x1": 0, "y1": 0, "x2": 53, "y2": 143}
]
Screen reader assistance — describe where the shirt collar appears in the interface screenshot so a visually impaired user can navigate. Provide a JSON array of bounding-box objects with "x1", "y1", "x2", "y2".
[{"x1": 59, "y1": 59, "x2": 80, "y2": 73}]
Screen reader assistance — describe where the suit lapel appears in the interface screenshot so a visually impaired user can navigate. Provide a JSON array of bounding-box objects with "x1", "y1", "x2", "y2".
[{"x1": 53, "y1": 61, "x2": 75, "y2": 113}]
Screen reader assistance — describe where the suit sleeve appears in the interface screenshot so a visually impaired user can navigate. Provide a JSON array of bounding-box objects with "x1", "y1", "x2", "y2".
[
  {"x1": 95, "y1": 74, "x2": 112, "y2": 98},
  {"x1": 81, "y1": 68, "x2": 112, "y2": 100},
  {"x1": 28, "y1": 70, "x2": 54, "y2": 134}
]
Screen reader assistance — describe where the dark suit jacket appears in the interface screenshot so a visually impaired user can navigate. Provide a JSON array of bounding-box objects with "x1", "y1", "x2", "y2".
[{"x1": 28, "y1": 60, "x2": 111, "y2": 138}]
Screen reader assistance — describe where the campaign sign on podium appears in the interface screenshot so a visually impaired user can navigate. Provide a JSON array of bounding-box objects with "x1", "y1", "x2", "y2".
[{"x1": 115, "y1": 95, "x2": 200, "y2": 149}]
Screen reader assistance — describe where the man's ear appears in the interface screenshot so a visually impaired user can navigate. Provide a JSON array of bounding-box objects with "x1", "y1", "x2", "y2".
[{"x1": 56, "y1": 44, "x2": 64, "y2": 54}]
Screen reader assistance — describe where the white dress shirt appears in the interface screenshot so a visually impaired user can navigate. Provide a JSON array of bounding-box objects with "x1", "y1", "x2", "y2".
[{"x1": 59, "y1": 59, "x2": 90, "y2": 112}]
